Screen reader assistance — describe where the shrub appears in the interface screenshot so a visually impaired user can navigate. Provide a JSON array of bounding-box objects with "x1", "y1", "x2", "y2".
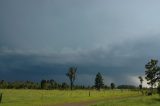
[
  {"x1": 157, "y1": 83, "x2": 160, "y2": 95},
  {"x1": 0, "y1": 93, "x2": 2, "y2": 103}
]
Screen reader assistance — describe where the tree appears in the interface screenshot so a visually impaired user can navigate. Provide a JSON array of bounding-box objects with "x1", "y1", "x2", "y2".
[
  {"x1": 61, "y1": 82, "x2": 69, "y2": 89},
  {"x1": 111, "y1": 83, "x2": 115, "y2": 89},
  {"x1": 95, "y1": 72, "x2": 104, "y2": 90},
  {"x1": 41, "y1": 80, "x2": 47, "y2": 89},
  {"x1": 0, "y1": 80, "x2": 8, "y2": 89},
  {"x1": 145, "y1": 59, "x2": 160, "y2": 92},
  {"x1": 66, "y1": 67, "x2": 77, "y2": 90},
  {"x1": 138, "y1": 76, "x2": 143, "y2": 90}
]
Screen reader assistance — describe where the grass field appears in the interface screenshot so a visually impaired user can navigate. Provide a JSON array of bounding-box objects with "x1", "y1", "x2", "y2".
[
  {"x1": 0, "y1": 89, "x2": 141, "y2": 106},
  {"x1": 1, "y1": 89, "x2": 160, "y2": 106},
  {"x1": 92, "y1": 94, "x2": 160, "y2": 106}
]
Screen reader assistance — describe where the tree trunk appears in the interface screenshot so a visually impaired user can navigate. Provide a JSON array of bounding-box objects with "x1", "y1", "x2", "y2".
[
  {"x1": 151, "y1": 84, "x2": 153, "y2": 94},
  {"x1": 71, "y1": 81, "x2": 73, "y2": 90}
]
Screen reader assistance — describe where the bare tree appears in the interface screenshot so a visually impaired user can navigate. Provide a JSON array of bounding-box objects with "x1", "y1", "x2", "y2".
[
  {"x1": 138, "y1": 76, "x2": 143, "y2": 90},
  {"x1": 66, "y1": 67, "x2": 77, "y2": 90}
]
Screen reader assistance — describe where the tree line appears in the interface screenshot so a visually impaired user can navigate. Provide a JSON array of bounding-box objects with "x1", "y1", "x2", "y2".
[
  {"x1": 0, "y1": 79, "x2": 138, "y2": 90},
  {"x1": 0, "y1": 80, "x2": 90, "y2": 90}
]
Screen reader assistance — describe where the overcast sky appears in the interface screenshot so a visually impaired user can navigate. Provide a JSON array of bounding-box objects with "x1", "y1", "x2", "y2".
[{"x1": 1, "y1": 0, "x2": 160, "y2": 86}]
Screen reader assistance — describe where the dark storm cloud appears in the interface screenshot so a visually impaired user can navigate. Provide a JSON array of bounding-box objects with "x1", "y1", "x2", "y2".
[
  {"x1": 0, "y1": 35, "x2": 159, "y2": 85},
  {"x1": 1, "y1": 0, "x2": 160, "y2": 86}
]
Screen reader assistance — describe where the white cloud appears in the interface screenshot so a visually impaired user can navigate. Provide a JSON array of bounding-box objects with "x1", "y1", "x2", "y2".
[{"x1": 128, "y1": 75, "x2": 150, "y2": 88}]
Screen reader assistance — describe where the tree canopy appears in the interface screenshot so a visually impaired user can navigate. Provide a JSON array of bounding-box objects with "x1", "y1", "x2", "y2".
[
  {"x1": 111, "y1": 83, "x2": 115, "y2": 89},
  {"x1": 95, "y1": 72, "x2": 104, "y2": 90},
  {"x1": 145, "y1": 59, "x2": 160, "y2": 89}
]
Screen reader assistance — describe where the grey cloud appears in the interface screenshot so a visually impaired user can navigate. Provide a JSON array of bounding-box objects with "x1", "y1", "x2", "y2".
[
  {"x1": 1, "y1": 0, "x2": 160, "y2": 51},
  {"x1": 1, "y1": 0, "x2": 160, "y2": 86}
]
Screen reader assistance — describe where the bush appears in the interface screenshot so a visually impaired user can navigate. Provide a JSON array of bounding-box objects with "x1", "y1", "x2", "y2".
[
  {"x1": 117, "y1": 85, "x2": 136, "y2": 89},
  {"x1": 0, "y1": 93, "x2": 2, "y2": 103},
  {"x1": 157, "y1": 83, "x2": 160, "y2": 95}
]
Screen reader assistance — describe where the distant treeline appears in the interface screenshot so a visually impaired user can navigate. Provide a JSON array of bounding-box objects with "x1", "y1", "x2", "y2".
[
  {"x1": 0, "y1": 80, "x2": 91, "y2": 90},
  {"x1": 117, "y1": 85, "x2": 137, "y2": 89},
  {"x1": 0, "y1": 80, "x2": 137, "y2": 90}
]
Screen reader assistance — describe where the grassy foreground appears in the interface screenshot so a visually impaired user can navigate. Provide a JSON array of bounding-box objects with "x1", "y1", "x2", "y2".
[
  {"x1": 92, "y1": 94, "x2": 160, "y2": 106},
  {"x1": 0, "y1": 89, "x2": 140, "y2": 106}
]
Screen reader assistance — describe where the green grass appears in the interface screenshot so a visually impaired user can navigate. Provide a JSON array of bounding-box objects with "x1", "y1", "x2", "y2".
[
  {"x1": 92, "y1": 94, "x2": 160, "y2": 106},
  {"x1": 0, "y1": 89, "x2": 141, "y2": 106}
]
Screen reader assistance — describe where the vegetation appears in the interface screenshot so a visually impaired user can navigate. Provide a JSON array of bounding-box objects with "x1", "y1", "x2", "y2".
[
  {"x1": 66, "y1": 67, "x2": 77, "y2": 90},
  {"x1": 138, "y1": 76, "x2": 143, "y2": 90},
  {"x1": 117, "y1": 85, "x2": 137, "y2": 89},
  {"x1": 110, "y1": 83, "x2": 115, "y2": 89},
  {"x1": 0, "y1": 80, "x2": 96, "y2": 90},
  {"x1": 0, "y1": 93, "x2": 2, "y2": 103},
  {"x1": 95, "y1": 72, "x2": 104, "y2": 90},
  {"x1": 0, "y1": 80, "x2": 40, "y2": 89},
  {"x1": 157, "y1": 82, "x2": 160, "y2": 95},
  {"x1": 145, "y1": 59, "x2": 160, "y2": 92},
  {"x1": 40, "y1": 79, "x2": 65, "y2": 90}
]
